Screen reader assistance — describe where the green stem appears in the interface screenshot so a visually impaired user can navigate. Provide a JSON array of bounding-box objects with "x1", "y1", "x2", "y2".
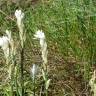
[
  {"x1": 33, "y1": 78, "x2": 35, "y2": 96},
  {"x1": 10, "y1": 64, "x2": 14, "y2": 96},
  {"x1": 45, "y1": 89, "x2": 48, "y2": 96},
  {"x1": 20, "y1": 48, "x2": 24, "y2": 96},
  {"x1": 10, "y1": 82, "x2": 13, "y2": 96},
  {"x1": 15, "y1": 66, "x2": 19, "y2": 96}
]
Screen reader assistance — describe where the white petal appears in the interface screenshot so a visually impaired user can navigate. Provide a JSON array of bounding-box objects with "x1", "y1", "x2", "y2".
[
  {"x1": 15, "y1": 9, "x2": 24, "y2": 20},
  {"x1": 34, "y1": 30, "x2": 45, "y2": 39},
  {"x1": 0, "y1": 36, "x2": 9, "y2": 47}
]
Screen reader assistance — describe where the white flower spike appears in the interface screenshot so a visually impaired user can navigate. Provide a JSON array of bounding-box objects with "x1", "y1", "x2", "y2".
[
  {"x1": 31, "y1": 64, "x2": 36, "y2": 80},
  {"x1": 34, "y1": 30, "x2": 48, "y2": 70},
  {"x1": 6, "y1": 30, "x2": 15, "y2": 57},
  {"x1": 34, "y1": 30, "x2": 46, "y2": 48},
  {"x1": 15, "y1": 10, "x2": 24, "y2": 26},
  {"x1": 15, "y1": 9, "x2": 25, "y2": 47},
  {"x1": 0, "y1": 36, "x2": 9, "y2": 47},
  {"x1": 0, "y1": 30, "x2": 14, "y2": 64},
  {"x1": 0, "y1": 35, "x2": 9, "y2": 62}
]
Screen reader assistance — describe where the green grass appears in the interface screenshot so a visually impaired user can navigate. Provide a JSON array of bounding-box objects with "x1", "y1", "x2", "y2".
[{"x1": 0, "y1": 0, "x2": 96, "y2": 95}]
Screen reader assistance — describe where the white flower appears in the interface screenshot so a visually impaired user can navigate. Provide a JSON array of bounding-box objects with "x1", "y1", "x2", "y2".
[
  {"x1": 0, "y1": 36, "x2": 9, "y2": 60},
  {"x1": 34, "y1": 30, "x2": 46, "y2": 48},
  {"x1": 34, "y1": 30, "x2": 48, "y2": 70},
  {"x1": 0, "y1": 36, "x2": 9, "y2": 50},
  {"x1": 15, "y1": 9, "x2": 25, "y2": 48},
  {"x1": 31, "y1": 64, "x2": 37, "y2": 80},
  {"x1": 0, "y1": 30, "x2": 14, "y2": 63},
  {"x1": 15, "y1": 10, "x2": 24, "y2": 24},
  {"x1": 34, "y1": 30, "x2": 45, "y2": 39},
  {"x1": 0, "y1": 36, "x2": 9, "y2": 47},
  {"x1": 15, "y1": 9, "x2": 24, "y2": 28},
  {"x1": 6, "y1": 30, "x2": 15, "y2": 56}
]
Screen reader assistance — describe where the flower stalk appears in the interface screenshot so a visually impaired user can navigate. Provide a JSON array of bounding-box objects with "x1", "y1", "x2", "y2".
[
  {"x1": 15, "y1": 9, "x2": 25, "y2": 96},
  {"x1": 0, "y1": 34, "x2": 10, "y2": 64},
  {"x1": 42, "y1": 69, "x2": 50, "y2": 96},
  {"x1": 6, "y1": 30, "x2": 16, "y2": 96},
  {"x1": 0, "y1": 30, "x2": 16, "y2": 96},
  {"x1": 34, "y1": 30, "x2": 48, "y2": 71},
  {"x1": 34, "y1": 30, "x2": 50, "y2": 96},
  {"x1": 15, "y1": 10, "x2": 25, "y2": 48}
]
